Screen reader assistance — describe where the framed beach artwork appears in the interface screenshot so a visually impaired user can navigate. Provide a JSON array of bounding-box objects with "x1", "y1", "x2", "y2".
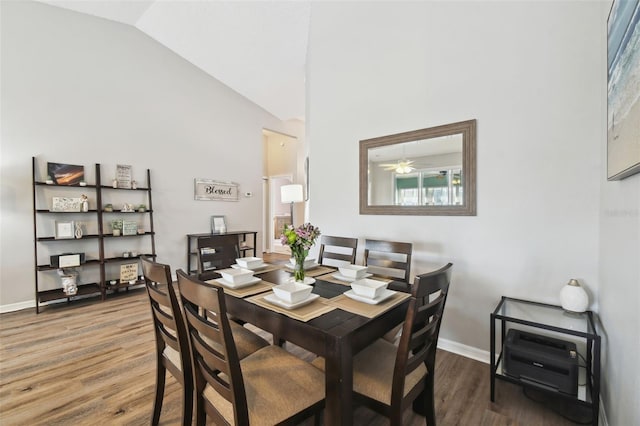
[{"x1": 607, "y1": 0, "x2": 640, "y2": 180}]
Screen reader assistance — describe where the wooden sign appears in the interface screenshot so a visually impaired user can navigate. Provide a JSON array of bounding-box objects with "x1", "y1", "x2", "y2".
[
  {"x1": 51, "y1": 197, "x2": 82, "y2": 212},
  {"x1": 120, "y1": 263, "x2": 138, "y2": 283},
  {"x1": 122, "y1": 220, "x2": 138, "y2": 236},
  {"x1": 116, "y1": 164, "x2": 132, "y2": 189},
  {"x1": 194, "y1": 178, "x2": 239, "y2": 201}
]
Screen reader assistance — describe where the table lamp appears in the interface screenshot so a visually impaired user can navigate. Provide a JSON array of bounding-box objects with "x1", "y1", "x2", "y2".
[{"x1": 281, "y1": 184, "x2": 304, "y2": 225}]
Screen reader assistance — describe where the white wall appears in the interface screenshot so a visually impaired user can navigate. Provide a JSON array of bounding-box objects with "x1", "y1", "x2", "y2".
[
  {"x1": 308, "y1": 0, "x2": 602, "y2": 350},
  {"x1": 0, "y1": 1, "x2": 299, "y2": 307},
  {"x1": 308, "y1": 1, "x2": 639, "y2": 423}
]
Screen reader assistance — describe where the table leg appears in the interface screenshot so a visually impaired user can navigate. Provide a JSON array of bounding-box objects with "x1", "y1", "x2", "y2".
[
  {"x1": 324, "y1": 336, "x2": 353, "y2": 426},
  {"x1": 490, "y1": 313, "x2": 496, "y2": 402}
]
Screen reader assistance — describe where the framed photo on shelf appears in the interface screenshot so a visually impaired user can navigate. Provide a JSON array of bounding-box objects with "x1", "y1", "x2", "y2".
[
  {"x1": 47, "y1": 162, "x2": 84, "y2": 185},
  {"x1": 211, "y1": 215, "x2": 227, "y2": 234},
  {"x1": 120, "y1": 263, "x2": 138, "y2": 283},
  {"x1": 122, "y1": 220, "x2": 138, "y2": 236},
  {"x1": 51, "y1": 197, "x2": 82, "y2": 212},
  {"x1": 55, "y1": 220, "x2": 75, "y2": 239}
]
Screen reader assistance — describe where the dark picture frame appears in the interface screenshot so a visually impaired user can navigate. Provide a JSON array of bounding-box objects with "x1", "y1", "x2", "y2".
[
  {"x1": 607, "y1": 0, "x2": 640, "y2": 180},
  {"x1": 47, "y1": 162, "x2": 85, "y2": 185}
]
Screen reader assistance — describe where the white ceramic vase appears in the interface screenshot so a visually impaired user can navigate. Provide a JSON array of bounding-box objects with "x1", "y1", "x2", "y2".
[{"x1": 560, "y1": 279, "x2": 588, "y2": 313}]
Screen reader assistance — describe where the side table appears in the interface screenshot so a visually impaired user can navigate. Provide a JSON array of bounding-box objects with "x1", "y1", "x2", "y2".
[{"x1": 490, "y1": 296, "x2": 600, "y2": 425}]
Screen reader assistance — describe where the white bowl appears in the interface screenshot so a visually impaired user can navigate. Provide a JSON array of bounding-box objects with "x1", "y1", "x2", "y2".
[
  {"x1": 219, "y1": 267, "x2": 254, "y2": 284},
  {"x1": 338, "y1": 264, "x2": 369, "y2": 279},
  {"x1": 290, "y1": 257, "x2": 316, "y2": 269},
  {"x1": 272, "y1": 282, "x2": 313, "y2": 304},
  {"x1": 351, "y1": 278, "x2": 388, "y2": 299},
  {"x1": 235, "y1": 256, "x2": 263, "y2": 269}
]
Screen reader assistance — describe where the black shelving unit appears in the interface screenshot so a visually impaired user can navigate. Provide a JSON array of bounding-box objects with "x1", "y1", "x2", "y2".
[{"x1": 32, "y1": 157, "x2": 157, "y2": 312}]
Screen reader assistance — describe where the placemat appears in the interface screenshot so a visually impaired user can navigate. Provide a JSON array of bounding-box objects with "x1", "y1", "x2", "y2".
[
  {"x1": 205, "y1": 279, "x2": 274, "y2": 298},
  {"x1": 326, "y1": 291, "x2": 411, "y2": 318},
  {"x1": 247, "y1": 293, "x2": 336, "y2": 322},
  {"x1": 282, "y1": 264, "x2": 336, "y2": 278}
]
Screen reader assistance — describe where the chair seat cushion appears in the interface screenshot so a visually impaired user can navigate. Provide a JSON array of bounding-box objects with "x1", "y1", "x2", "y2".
[
  {"x1": 312, "y1": 338, "x2": 427, "y2": 405},
  {"x1": 204, "y1": 345, "x2": 324, "y2": 425},
  {"x1": 229, "y1": 321, "x2": 269, "y2": 360}
]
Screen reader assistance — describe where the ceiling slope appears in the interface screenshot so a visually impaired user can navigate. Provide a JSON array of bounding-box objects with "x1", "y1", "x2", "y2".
[{"x1": 40, "y1": 0, "x2": 310, "y2": 121}]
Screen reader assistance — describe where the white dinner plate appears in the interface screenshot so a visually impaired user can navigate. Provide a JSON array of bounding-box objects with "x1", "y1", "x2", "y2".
[
  {"x1": 287, "y1": 262, "x2": 320, "y2": 271},
  {"x1": 287, "y1": 276, "x2": 316, "y2": 285},
  {"x1": 231, "y1": 263, "x2": 269, "y2": 271},
  {"x1": 331, "y1": 272, "x2": 373, "y2": 283},
  {"x1": 344, "y1": 289, "x2": 396, "y2": 305},
  {"x1": 213, "y1": 276, "x2": 261, "y2": 289},
  {"x1": 264, "y1": 293, "x2": 320, "y2": 310}
]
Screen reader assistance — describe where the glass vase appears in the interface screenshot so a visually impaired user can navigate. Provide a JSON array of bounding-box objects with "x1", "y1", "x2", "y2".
[{"x1": 292, "y1": 250, "x2": 307, "y2": 282}]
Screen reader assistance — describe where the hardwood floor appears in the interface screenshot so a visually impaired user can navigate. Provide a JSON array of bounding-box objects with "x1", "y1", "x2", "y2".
[{"x1": 1, "y1": 257, "x2": 583, "y2": 425}]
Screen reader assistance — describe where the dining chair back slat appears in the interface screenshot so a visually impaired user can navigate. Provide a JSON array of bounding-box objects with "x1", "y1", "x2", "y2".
[
  {"x1": 317, "y1": 235, "x2": 358, "y2": 266},
  {"x1": 364, "y1": 239, "x2": 413, "y2": 283}
]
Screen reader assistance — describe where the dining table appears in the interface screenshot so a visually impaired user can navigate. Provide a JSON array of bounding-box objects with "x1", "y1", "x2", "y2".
[{"x1": 217, "y1": 263, "x2": 413, "y2": 426}]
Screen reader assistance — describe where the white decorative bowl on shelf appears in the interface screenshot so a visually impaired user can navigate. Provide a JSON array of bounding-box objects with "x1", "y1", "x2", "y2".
[
  {"x1": 219, "y1": 268, "x2": 254, "y2": 285},
  {"x1": 272, "y1": 282, "x2": 313, "y2": 304},
  {"x1": 351, "y1": 278, "x2": 388, "y2": 299},
  {"x1": 235, "y1": 257, "x2": 263, "y2": 269},
  {"x1": 338, "y1": 264, "x2": 369, "y2": 280}
]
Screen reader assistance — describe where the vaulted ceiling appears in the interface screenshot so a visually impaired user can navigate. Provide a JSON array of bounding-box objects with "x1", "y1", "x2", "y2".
[{"x1": 41, "y1": 0, "x2": 310, "y2": 121}]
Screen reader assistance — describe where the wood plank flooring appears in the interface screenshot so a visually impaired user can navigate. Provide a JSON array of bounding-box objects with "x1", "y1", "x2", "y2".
[{"x1": 0, "y1": 257, "x2": 583, "y2": 425}]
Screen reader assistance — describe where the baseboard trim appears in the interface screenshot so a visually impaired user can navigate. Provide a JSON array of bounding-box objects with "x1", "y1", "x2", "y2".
[
  {"x1": 437, "y1": 337, "x2": 491, "y2": 364},
  {"x1": 0, "y1": 299, "x2": 35, "y2": 313}
]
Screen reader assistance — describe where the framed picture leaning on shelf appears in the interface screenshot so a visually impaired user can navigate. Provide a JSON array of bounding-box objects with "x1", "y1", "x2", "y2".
[
  {"x1": 211, "y1": 215, "x2": 227, "y2": 234},
  {"x1": 54, "y1": 220, "x2": 75, "y2": 239}
]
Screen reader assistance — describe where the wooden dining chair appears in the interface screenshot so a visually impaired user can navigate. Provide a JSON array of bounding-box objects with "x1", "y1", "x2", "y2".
[
  {"x1": 364, "y1": 239, "x2": 413, "y2": 283},
  {"x1": 142, "y1": 257, "x2": 269, "y2": 425},
  {"x1": 317, "y1": 235, "x2": 358, "y2": 266},
  {"x1": 196, "y1": 233, "x2": 240, "y2": 280},
  {"x1": 313, "y1": 263, "x2": 452, "y2": 425},
  {"x1": 176, "y1": 269, "x2": 325, "y2": 426},
  {"x1": 141, "y1": 256, "x2": 194, "y2": 426}
]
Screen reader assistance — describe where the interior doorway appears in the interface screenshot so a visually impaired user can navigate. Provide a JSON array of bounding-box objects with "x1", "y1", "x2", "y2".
[{"x1": 263, "y1": 129, "x2": 299, "y2": 254}]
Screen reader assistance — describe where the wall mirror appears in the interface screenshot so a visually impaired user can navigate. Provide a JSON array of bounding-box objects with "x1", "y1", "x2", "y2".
[{"x1": 360, "y1": 119, "x2": 476, "y2": 216}]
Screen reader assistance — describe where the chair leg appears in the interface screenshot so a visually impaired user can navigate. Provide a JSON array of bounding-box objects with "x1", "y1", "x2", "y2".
[
  {"x1": 423, "y1": 373, "x2": 436, "y2": 426},
  {"x1": 181, "y1": 380, "x2": 193, "y2": 426},
  {"x1": 152, "y1": 364, "x2": 166, "y2": 425}
]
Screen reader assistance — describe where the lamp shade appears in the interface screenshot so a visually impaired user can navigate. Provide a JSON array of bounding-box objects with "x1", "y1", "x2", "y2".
[{"x1": 281, "y1": 184, "x2": 304, "y2": 203}]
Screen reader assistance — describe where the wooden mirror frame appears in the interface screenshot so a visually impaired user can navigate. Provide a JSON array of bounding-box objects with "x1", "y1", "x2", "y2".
[{"x1": 359, "y1": 119, "x2": 476, "y2": 216}]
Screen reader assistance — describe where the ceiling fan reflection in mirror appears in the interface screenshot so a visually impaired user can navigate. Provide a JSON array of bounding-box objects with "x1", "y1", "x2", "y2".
[{"x1": 379, "y1": 159, "x2": 416, "y2": 174}]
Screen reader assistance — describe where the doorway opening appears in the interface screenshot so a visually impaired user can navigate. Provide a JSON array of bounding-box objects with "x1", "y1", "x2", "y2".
[{"x1": 263, "y1": 129, "x2": 299, "y2": 254}]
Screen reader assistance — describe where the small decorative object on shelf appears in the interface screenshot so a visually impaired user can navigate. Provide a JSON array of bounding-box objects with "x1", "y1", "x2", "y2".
[
  {"x1": 79, "y1": 180, "x2": 87, "y2": 187},
  {"x1": 137, "y1": 228, "x2": 145, "y2": 234},
  {"x1": 138, "y1": 204, "x2": 146, "y2": 212},
  {"x1": 560, "y1": 278, "x2": 589, "y2": 313},
  {"x1": 281, "y1": 223, "x2": 321, "y2": 282},
  {"x1": 57, "y1": 268, "x2": 78, "y2": 296},
  {"x1": 46, "y1": 175, "x2": 54, "y2": 184},
  {"x1": 131, "y1": 180, "x2": 137, "y2": 190},
  {"x1": 112, "y1": 179, "x2": 118, "y2": 188},
  {"x1": 74, "y1": 222, "x2": 83, "y2": 239},
  {"x1": 104, "y1": 203, "x2": 113, "y2": 212},
  {"x1": 111, "y1": 219, "x2": 123, "y2": 236},
  {"x1": 81, "y1": 194, "x2": 89, "y2": 212}
]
